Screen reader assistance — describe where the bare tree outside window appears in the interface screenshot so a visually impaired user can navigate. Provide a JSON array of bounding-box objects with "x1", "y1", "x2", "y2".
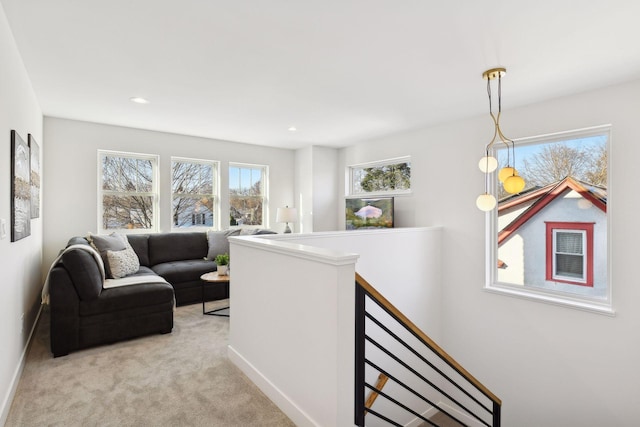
[
  {"x1": 229, "y1": 165, "x2": 266, "y2": 226},
  {"x1": 100, "y1": 152, "x2": 157, "y2": 231},
  {"x1": 496, "y1": 135, "x2": 607, "y2": 199},
  {"x1": 172, "y1": 159, "x2": 217, "y2": 228}
]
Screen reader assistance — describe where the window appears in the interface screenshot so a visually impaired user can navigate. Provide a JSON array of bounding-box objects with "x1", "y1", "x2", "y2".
[
  {"x1": 229, "y1": 163, "x2": 267, "y2": 227},
  {"x1": 488, "y1": 126, "x2": 611, "y2": 314},
  {"x1": 99, "y1": 151, "x2": 158, "y2": 232},
  {"x1": 349, "y1": 157, "x2": 411, "y2": 195},
  {"x1": 172, "y1": 158, "x2": 218, "y2": 229},
  {"x1": 546, "y1": 223, "x2": 593, "y2": 286}
]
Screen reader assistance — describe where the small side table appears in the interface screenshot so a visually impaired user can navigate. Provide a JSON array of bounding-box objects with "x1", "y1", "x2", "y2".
[{"x1": 200, "y1": 271, "x2": 230, "y2": 316}]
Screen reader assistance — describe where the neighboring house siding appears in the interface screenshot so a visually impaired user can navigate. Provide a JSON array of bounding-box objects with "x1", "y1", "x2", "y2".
[{"x1": 498, "y1": 189, "x2": 607, "y2": 297}]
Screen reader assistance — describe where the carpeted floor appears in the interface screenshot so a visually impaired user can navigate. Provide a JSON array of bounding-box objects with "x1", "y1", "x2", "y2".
[{"x1": 5, "y1": 301, "x2": 295, "y2": 427}]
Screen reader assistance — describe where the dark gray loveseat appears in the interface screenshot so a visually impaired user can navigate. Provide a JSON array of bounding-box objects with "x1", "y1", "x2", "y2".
[{"x1": 49, "y1": 230, "x2": 273, "y2": 357}]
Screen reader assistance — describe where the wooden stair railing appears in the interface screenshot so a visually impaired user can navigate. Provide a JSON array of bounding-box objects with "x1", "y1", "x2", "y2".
[
  {"x1": 364, "y1": 373, "x2": 388, "y2": 414},
  {"x1": 354, "y1": 273, "x2": 501, "y2": 427}
]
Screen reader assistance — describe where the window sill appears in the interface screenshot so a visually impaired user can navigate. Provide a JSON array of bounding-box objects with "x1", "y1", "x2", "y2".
[{"x1": 484, "y1": 283, "x2": 615, "y2": 317}]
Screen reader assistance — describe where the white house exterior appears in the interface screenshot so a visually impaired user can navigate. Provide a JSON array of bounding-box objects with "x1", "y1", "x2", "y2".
[{"x1": 497, "y1": 177, "x2": 607, "y2": 298}]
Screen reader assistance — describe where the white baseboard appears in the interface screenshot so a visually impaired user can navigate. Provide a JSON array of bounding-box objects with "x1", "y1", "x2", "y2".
[
  {"x1": 0, "y1": 305, "x2": 43, "y2": 426},
  {"x1": 227, "y1": 345, "x2": 321, "y2": 427}
]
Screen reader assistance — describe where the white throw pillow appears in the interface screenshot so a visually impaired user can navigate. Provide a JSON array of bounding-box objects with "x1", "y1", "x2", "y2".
[{"x1": 106, "y1": 239, "x2": 140, "y2": 279}]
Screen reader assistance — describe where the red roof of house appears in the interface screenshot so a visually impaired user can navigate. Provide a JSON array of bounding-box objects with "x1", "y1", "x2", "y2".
[{"x1": 497, "y1": 177, "x2": 606, "y2": 245}]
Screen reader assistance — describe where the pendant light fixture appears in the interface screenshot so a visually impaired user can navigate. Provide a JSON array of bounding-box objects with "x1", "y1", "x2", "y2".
[{"x1": 476, "y1": 67, "x2": 525, "y2": 211}]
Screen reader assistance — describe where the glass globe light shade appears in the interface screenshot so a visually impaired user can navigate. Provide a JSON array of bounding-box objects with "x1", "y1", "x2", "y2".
[
  {"x1": 478, "y1": 156, "x2": 498, "y2": 173},
  {"x1": 476, "y1": 193, "x2": 497, "y2": 211},
  {"x1": 498, "y1": 166, "x2": 516, "y2": 183},
  {"x1": 503, "y1": 175, "x2": 526, "y2": 194}
]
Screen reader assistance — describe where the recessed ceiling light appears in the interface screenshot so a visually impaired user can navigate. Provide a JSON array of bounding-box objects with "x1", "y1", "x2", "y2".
[
  {"x1": 288, "y1": 126, "x2": 297, "y2": 132},
  {"x1": 130, "y1": 97, "x2": 149, "y2": 104}
]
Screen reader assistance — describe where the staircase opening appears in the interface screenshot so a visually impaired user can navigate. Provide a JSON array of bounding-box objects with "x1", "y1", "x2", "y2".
[{"x1": 354, "y1": 273, "x2": 501, "y2": 427}]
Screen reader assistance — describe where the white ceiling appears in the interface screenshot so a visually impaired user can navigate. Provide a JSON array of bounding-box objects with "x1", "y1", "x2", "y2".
[{"x1": 2, "y1": 0, "x2": 640, "y2": 149}]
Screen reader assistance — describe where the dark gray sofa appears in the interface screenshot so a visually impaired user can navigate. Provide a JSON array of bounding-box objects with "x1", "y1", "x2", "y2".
[{"x1": 48, "y1": 230, "x2": 273, "y2": 357}]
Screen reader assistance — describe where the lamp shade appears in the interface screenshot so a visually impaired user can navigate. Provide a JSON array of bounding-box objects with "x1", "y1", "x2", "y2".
[
  {"x1": 476, "y1": 193, "x2": 497, "y2": 211},
  {"x1": 478, "y1": 156, "x2": 498, "y2": 173},
  {"x1": 499, "y1": 166, "x2": 517, "y2": 183},
  {"x1": 503, "y1": 175, "x2": 525, "y2": 194},
  {"x1": 276, "y1": 207, "x2": 298, "y2": 223}
]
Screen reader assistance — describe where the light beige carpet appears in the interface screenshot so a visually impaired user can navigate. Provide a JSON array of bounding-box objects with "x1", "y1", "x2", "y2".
[{"x1": 6, "y1": 301, "x2": 295, "y2": 427}]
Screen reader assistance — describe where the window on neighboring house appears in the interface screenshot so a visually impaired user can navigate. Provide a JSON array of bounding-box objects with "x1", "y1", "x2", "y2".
[
  {"x1": 349, "y1": 157, "x2": 411, "y2": 195},
  {"x1": 489, "y1": 126, "x2": 610, "y2": 314},
  {"x1": 99, "y1": 150, "x2": 159, "y2": 232},
  {"x1": 546, "y1": 222, "x2": 593, "y2": 286},
  {"x1": 172, "y1": 158, "x2": 218, "y2": 229},
  {"x1": 229, "y1": 163, "x2": 267, "y2": 227}
]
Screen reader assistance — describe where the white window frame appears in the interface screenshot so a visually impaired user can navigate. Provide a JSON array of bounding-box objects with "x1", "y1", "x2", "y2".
[
  {"x1": 97, "y1": 150, "x2": 159, "y2": 234},
  {"x1": 348, "y1": 156, "x2": 411, "y2": 197},
  {"x1": 552, "y1": 229, "x2": 587, "y2": 283},
  {"x1": 484, "y1": 125, "x2": 613, "y2": 316},
  {"x1": 171, "y1": 157, "x2": 220, "y2": 231},
  {"x1": 229, "y1": 162, "x2": 269, "y2": 228}
]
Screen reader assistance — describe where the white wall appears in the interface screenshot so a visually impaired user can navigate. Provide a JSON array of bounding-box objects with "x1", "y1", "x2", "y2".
[
  {"x1": 339, "y1": 79, "x2": 640, "y2": 425},
  {"x1": 228, "y1": 236, "x2": 359, "y2": 427},
  {"x1": 311, "y1": 146, "x2": 339, "y2": 232},
  {"x1": 275, "y1": 227, "x2": 443, "y2": 341},
  {"x1": 294, "y1": 145, "x2": 340, "y2": 233},
  {"x1": 0, "y1": 5, "x2": 43, "y2": 424},
  {"x1": 294, "y1": 146, "x2": 313, "y2": 233},
  {"x1": 42, "y1": 117, "x2": 295, "y2": 269}
]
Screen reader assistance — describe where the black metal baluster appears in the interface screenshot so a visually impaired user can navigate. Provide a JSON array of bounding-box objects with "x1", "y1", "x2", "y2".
[{"x1": 354, "y1": 282, "x2": 366, "y2": 426}]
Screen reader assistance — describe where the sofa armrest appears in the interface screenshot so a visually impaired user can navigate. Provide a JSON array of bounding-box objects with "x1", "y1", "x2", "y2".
[{"x1": 49, "y1": 266, "x2": 80, "y2": 357}]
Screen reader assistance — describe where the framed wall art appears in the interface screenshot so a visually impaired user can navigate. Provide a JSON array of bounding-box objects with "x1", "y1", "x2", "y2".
[
  {"x1": 28, "y1": 134, "x2": 40, "y2": 218},
  {"x1": 11, "y1": 130, "x2": 31, "y2": 241}
]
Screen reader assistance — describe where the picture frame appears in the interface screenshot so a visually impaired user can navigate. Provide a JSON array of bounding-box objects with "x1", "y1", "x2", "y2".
[
  {"x1": 28, "y1": 134, "x2": 40, "y2": 219},
  {"x1": 11, "y1": 130, "x2": 31, "y2": 241}
]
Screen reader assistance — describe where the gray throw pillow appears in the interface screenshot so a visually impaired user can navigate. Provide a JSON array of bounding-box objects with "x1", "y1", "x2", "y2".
[
  {"x1": 87, "y1": 232, "x2": 127, "y2": 278},
  {"x1": 206, "y1": 229, "x2": 241, "y2": 260}
]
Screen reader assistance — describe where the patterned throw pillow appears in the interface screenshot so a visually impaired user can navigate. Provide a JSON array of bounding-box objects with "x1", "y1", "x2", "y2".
[
  {"x1": 87, "y1": 232, "x2": 127, "y2": 278},
  {"x1": 106, "y1": 239, "x2": 140, "y2": 279}
]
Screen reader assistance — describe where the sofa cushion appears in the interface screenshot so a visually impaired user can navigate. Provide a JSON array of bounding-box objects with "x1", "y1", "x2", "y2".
[
  {"x1": 206, "y1": 229, "x2": 241, "y2": 260},
  {"x1": 148, "y1": 232, "x2": 208, "y2": 265},
  {"x1": 79, "y1": 282, "x2": 174, "y2": 316},
  {"x1": 61, "y1": 249, "x2": 103, "y2": 301},
  {"x1": 130, "y1": 265, "x2": 155, "y2": 276},
  {"x1": 151, "y1": 259, "x2": 216, "y2": 285},
  {"x1": 127, "y1": 234, "x2": 150, "y2": 266}
]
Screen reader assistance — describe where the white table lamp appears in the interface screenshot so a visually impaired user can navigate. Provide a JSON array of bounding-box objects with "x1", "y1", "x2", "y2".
[{"x1": 276, "y1": 206, "x2": 298, "y2": 233}]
